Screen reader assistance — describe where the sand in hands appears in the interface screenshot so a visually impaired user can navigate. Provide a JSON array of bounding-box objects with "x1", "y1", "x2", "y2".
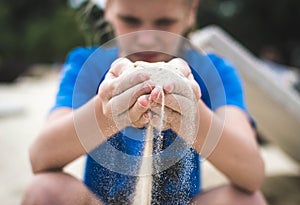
[{"x1": 130, "y1": 61, "x2": 196, "y2": 205}]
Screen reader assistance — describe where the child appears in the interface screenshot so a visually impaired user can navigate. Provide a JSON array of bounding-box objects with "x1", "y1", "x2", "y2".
[{"x1": 22, "y1": 0, "x2": 267, "y2": 204}]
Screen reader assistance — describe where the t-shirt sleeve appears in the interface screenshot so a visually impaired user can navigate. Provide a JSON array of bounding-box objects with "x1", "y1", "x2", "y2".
[
  {"x1": 186, "y1": 50, "x2": 247, "y2": 112},
  {"x1": 209, "y1": 54, "x2": 247, "y2": 111},
  {"x1": 208, "y1": 54, "x2": 256, "y2": 127},
  {"x1": 50, "y1": 47, "x2": 94, "y2": 112}
]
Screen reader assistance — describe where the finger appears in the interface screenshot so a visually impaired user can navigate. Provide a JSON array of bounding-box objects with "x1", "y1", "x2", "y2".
[
  {"x1": 99, "y1": 71, "x2": 152, "y2": 102},
  {"x1": 108, "y1": 81, "x2": 154, "y2": 115},
  {"x1": 151, "y1": 91, "x2": 180, "y2": 113},
  {"x1": 168, "y1": 58, "x2": 191, "y2": 77},
  {"x1": 106, "y1": 58, "x2": 133, "y2": 79},
  {"x1": 104, "y1": 57, "x2": 151, "y2": 98},
  {"x1": 113, "y1": 70, "x2": 151, "y2": 96},
  {"x1": 150, "y1": 106, "x2": 181, "y2": 132},
  {"x1": 97, "y1": 80, "x2": 114, "y2": 103},
  {"x1": 150, "y1": 104, "x2": 180, "y2": 123},
  {"x1": 165, "y1": 59, "x2": 201, "y2": 100},
  {"x1": 149, "y1": 86, "x2": 163, "y2": 102},
  {"x1": 97, "y1": 78, "x2": 122, "y2": 103},
  {"x1": 131, "y1": 115, "x2": 150, "y2": 129},
  {"x1": 98, "y1": 58, "x2": 135, "y2": 101},
  {"x1": 185, "y1": 72, "x2": 201, "y2": 100},
  {"x1": 187, "y1": 74, "x2": 202, "y2": 100},
  {"x1": 152, "y1": 93, "x2": 196, "y2": 116},
  {"x1": 128, "y1": 95, "x2": 151, "y2": 123},
  {"x1": 163, "y1": 77, "x2": 199, "y2": 101},
  {"x1": 116, "y1": 95, "x2": 151, "y2": 129}
]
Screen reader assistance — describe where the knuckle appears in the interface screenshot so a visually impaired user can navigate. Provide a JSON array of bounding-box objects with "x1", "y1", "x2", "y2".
[
  {"x1": 102, "y1": 106, "x2": 110, "y2": 117},
  {"x1": 97, "y1": 90, "x2": 106, "y2": 100},
  {"x1": 132, "y1": 122, "x2": 142, "y2": 128},
  {"x1": 132, "y1": 118, "x2": 147, "y2": 128}
]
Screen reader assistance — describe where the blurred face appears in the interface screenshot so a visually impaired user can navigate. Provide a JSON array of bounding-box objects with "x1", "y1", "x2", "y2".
[{"x1": 105, "y1": 0, "x2": 197, "y2": 62}]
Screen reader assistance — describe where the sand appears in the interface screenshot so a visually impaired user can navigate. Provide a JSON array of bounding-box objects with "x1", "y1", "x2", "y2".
[
  {"x1": 0, "y1": 68, "x2": 299, "y2": 204},
  {"x1": 131, "y1": 61, "x2": 192, "y2": 204}
]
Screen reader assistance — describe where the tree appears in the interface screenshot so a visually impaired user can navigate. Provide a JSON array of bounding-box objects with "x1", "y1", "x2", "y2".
[{"x1": 0, "y1": 0, "x2": 85, "y2": 82}]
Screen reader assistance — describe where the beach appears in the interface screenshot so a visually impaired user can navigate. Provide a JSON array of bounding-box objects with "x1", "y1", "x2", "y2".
[{"x1": 0, "y1": 68, "x2": 299, "y2": 204}]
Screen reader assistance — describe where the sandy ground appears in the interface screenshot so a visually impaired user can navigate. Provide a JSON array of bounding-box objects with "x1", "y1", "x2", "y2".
[{"x1": 0, "y1": 69, "x2": 299, "y2": 204}]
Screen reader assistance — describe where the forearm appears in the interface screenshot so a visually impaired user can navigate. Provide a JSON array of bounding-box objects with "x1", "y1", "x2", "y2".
[
  {"x1": 29, "y1": 110, "x2": 84, "y2": 173},
  {"x1": 192, "y1": 101, "x2": 265, "y2": 192},
  {"x1": 30, "y1": 96, "x2": 116, "y2": 173},
  {"x1": 207, "y1": 124, "x2": 265, "y2": 192}
]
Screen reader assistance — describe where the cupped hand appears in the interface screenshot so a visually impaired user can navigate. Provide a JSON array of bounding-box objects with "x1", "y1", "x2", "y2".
[
  {"x1": 97, "y1": 57, "x2": 201, "y2": 137},
  {"x1": 149, "y1": 58, "x2": 201, "y2": 137},
  {"x1": 97, "y1": 58, "x2": 156, "y2": 131}
]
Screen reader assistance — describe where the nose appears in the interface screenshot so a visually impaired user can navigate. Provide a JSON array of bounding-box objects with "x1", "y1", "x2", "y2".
[{"x1": 135, "y1": 30, "x2": 158, "y2": 50}]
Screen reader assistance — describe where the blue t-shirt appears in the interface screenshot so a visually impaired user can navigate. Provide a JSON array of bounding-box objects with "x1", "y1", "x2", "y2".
[{"x1": 52, "y1": 46, "x2": 248, "y2": 204}]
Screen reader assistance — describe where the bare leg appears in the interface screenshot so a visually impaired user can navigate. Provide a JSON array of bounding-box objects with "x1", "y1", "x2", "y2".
[
  {"x1": 189, "y1": 184, "x2": 268, "y2": 205},
  {"x1": 21, "y1": 172, "x2": 103, "y2": 205}
]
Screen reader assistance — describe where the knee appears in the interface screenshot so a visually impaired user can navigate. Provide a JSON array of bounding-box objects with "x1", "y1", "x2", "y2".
[
  {"x1": 223, "y1": 185, "x2": 268, "y2": 205},
  {"x1": 21, "y1": 173, "x2": 65, "y2": 205},
  {"x1": 224, "y1": 185, "x2": 267, "y2": 205},
  {"x1": 189, "y1": 184, "x2": 268, "y2": 205}
]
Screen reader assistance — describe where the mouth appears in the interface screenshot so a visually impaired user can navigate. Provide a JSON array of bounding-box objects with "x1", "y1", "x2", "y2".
[{"x1": 129, "y1": 51, "x2": 163, "y2": 62}]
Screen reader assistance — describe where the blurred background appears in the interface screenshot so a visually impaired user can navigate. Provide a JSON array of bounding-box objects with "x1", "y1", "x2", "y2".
[
  {"x1": 0, "y1": 0, "x2": 299, "y2": 204},
  {"x1": 1, "y1": 0, "x2": 300, "y2": 83}
]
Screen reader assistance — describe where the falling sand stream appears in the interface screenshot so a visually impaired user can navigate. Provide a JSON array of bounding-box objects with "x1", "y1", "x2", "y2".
[
  {"x1": 119, "y1": 60, "x2": 197, "y2": 204},
  {"x1": 132, "y1": 86, "x2": 165, "y2": 205}
]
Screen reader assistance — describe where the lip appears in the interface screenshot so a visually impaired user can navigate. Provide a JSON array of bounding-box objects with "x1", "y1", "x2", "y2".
[{"x1": 131, "y1": 51, "x2": 161, "y2": 62}]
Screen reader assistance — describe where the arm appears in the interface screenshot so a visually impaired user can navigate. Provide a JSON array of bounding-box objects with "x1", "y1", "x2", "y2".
[
  {"x1": 29, "y1": 97, "x2": 115, "y2": 173},
  {"x1": 30, "y1": 58, "x2": 154, "y2": 173},
  {"x1": 151, "y1": 58, "x2": 265, "y2": 193},
  {"x1": 193, "y1": 101, "x2": 265, "y2": 192}
]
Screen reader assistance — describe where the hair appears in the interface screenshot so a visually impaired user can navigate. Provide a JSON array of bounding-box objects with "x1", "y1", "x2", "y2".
[
  {"x1": 77, "y1": 1, "x2": 114, "y2": 45},
  {"x1": 77, "y1": 0, "x2": 198, "y2": 45}
]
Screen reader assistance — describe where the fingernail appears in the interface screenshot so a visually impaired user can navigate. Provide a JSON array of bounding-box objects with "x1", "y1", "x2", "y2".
[
  {"x1": 149, "y1": 87, "x2": 159, "y2": 101},
  {"x1": 139, "y1": 96, "x2": 149, "y2": 107},
  {"x1": 143, "y1": 83, "x2": 155, "y2": 92}
]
